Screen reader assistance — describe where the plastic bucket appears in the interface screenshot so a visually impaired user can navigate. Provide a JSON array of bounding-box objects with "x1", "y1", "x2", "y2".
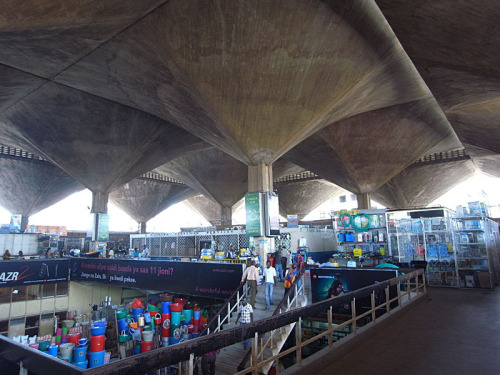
[
  {"x1": 154, "y1": 313, "x2": 162, "y2": 325},
  {"x1": 141, "y1": 341, "x2": 153, "y2": 353},
  {"x1": 144, "y1": 311, "x2": 151, "y2": 323},
  {"x1": 142, "y1": 330, "x2": 154, "y2": 342},
  {"x1": 147, "y1": 303, "x2": 159, "y2": 312},
  {"x1": 171, "y1": 326, "x2": 182, "y2": 340},
  {"x1": 48, "y1": 344, "x2": 58, "y2": 357},
  {"x1": 160, "y1": 294, "x2": 173, "y2": 302},
  {"x1": 132, "y1": 307, "x2": 143, "y2": 318},
  {"x1": 93, "y1": 321, "x2": 106, "y2": 327},
  {"x1": 60, "y1": 356, "x2": 71, "y2": 363},
  {"x1": 171, "y1": 311, "x2": 181, "y2": 325},
  {"x1": 67, "y1": 333, "x2": 81, "y2": 345},
  {"x1": 88, "y1": 350, "x2": 105, "y2": 368},
  {"x1": 116, "y1": 310, "x2": 128, "y2": 320},
  {"x1": 174, "y1": 298, "x2": 188, "y2": 304},
  {"x1": 182, "y1": 309, "x2": 192, "y2": 322},
  {"x1": 161, "y1": 337, "x2": 170, "y2": 347},
  {"x1": 72, "y1": 360, "x2": 88, "y2": 369},
  {"x1": 169, "y1": 303, "x2": 184, "y2": 313},
  {"x1": 117, "y1": 318, "x2": 129, "y2": 332},
  {"x1": 29, "y1": 343, "x2": 39, "y2": 350},
  {"x1": 78, "y1": 338, "x2": 88, "y2": 347},
  {"x1": 161, "y1": 301, "x2": 171, "y2": 313},
  {"x1": 38, "y1": 341, "x2": 50, "y2": 351},
  {"x1": 193, "y1": 310, "x2": 201, "y2": 320},
  {"x1": 73, "y1": 345, "x2": 87, "y2": 362},
  {"x1": 59, "y1": 343, "x2": 75, "y2": 357},
  {"x1": 90, "y1": 334, "x2": 105, "y2": 352},
  {"x1": 170, "y1": 336, "x2": 180, "y2": 345},
  {"x1": 90, "y1": 326, "x2": 106, "y2": 336}
]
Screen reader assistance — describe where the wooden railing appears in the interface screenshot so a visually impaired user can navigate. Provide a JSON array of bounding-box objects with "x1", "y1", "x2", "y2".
[{"x1": 0, "y1": 269, "x2": 425, "y2": 375}]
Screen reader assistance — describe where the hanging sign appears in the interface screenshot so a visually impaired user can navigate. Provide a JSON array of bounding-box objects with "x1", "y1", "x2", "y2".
[{"x1": 245, "y1": 193, "x2": 264, "y2": 237}]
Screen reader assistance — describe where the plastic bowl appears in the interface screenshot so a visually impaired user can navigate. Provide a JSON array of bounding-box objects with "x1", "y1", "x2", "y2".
[
  {"x1": 62, "y1": 320, "x2": 75, "y2": 328},
  {"x1": 90, "y1": 326, "x2": 106, "y2": 336}
]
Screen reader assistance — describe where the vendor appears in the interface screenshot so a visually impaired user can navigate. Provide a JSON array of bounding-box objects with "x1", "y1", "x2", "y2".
[{"x1": 2, "y1": 249, "x2": 11, "y2": 260}]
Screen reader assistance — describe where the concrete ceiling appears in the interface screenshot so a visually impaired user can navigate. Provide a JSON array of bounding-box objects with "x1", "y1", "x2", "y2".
[
  {"x1": 0, "y1": 0, "x2": 498, "y2": 218},
  {"x1": 109, "y1": 178, "x2": 196, "y2": 224},
  {"x1": 0, "y1": 157, "x2": 84, "y2": 218}
]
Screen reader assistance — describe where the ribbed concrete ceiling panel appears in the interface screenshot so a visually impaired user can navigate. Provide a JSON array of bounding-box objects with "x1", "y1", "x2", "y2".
[
  {"x1": 372, "y1": 160, "x2": 477, "y2": 209},
  {"x1": 110, "y1": 178, "x2": 196, "y2": 223},
  {"x1": 0, "y1": 83, "x2": 209, "y2": 193},
  {"x1": 0, "y1": 157, "x2": 84, "y2": 217},
  {"x1": 284, "y1": 99, "x2": 462, "y2": 194},
  {"x1": 55, "y1": 0, "x2": 434, "y2": 165}
]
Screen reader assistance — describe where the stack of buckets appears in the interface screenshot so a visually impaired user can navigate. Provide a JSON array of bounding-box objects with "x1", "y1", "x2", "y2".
[
  {"x1": 160, "y1": 295, "x2": 173, "y2": 347},
  {"x1": 89, "y1": 321, "x2": 106, "y2": 368}
]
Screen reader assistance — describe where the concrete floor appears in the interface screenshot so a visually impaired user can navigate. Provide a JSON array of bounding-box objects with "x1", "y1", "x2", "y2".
[{"x1": 316, "y1": 287, "x2": 500, "y2": 375}]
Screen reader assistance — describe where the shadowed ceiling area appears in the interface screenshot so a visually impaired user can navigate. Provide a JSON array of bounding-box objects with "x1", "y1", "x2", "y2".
[{"x1": 0, "y1": 0, "x2": 498, "y2": 220}]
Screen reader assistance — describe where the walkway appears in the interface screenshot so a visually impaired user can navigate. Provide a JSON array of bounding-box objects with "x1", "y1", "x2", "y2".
[
  {"x1": 215, "y1": 281, "x2": 288, "y2": 374},
  {"x1": 314, "y1": 287, "x2": 500, "y2": 375}
]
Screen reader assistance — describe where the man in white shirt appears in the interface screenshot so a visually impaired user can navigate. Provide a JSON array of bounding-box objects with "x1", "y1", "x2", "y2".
[
  {"x1": 142, "y1": 245, "x2": 149, "y2": 258},
  {"x1": 235, "y1": 297, "x2": 254, "y2": 350},
  {"x1": 263, "y1": 260, "x2": 277, "y2": 310}
]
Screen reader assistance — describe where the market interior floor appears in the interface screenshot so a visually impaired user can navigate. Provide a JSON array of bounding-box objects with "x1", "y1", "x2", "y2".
[{"x1": 316, "y1": 286, "x2": 500, "y2": 375}]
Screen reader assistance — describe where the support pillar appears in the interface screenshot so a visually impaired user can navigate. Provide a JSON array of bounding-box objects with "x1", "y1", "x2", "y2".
[
  {"x1": 356, "y1": 193, "x2": 372, "y2": 209},
  {"x1": 91, "y1": 191, "x2": 109, "y2": 214},
  {"x1": 248, "y1": 162, "x2": 273, "y2": 193},
  {"x1": 139, "y1": 221, "x2": 147, "y2": 234},
  {"x1": 221, "y1": 206, "x2": 232, "y2": 227},
  {"x1": 247, "y1": 162, "x2": 274, "y2": 263},
  {"x1": 21, "y1": 216, "x2": 29, "y2": 233}
]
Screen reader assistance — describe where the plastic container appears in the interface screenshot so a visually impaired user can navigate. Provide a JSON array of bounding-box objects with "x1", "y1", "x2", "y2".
[
  {"x1": 67, "y1": 333, "x2": 81, "y2": 345},
  {"x1": 90, "y1": 334, "x2": 105, "y2": 352},
  {"x1": 59, "y1": 343, "x2": 75, "y2": 357},
  {"x1": 90, "y1": 326, "x2": 106, "y2": 336},
  {"x1": 38, "y1": 341, "x2": 50, "y2": 351},
  {"x1": 88, "y1": 350, "x2": 105, "y2": 368},
  {"x1": 160, "y1": 294, "x2": 173, "y2": 302},
  {"x1": 73, "y1": 345, "x2": 87, "y2": 362},
  {"x1": 48, "y1": 344, "x2": 58, "y2": 357},
  {"x1": 169, "y1": 303, "x2": 184, "y2": 313},
  {"x1": 141, "y1": 341, "x2": 153, "y2": 352},
  {"x1": 72, "y1": 360, "x2": 88, "y2": 369},
  {"x1": 117, "y1": 318, "x2": 129, "y2": 332},
  {"x1": 116, "y1": 310, "x2": 128, "y2": 320},
  {"x1": 29, "y1": 343, "x2": 39, "y2": 350},
  {"x1": 171, "y1": 311, "x2": 181, "y2": 325},
  {"x1": 174, "y1": 298, "x2": 188, "y2": 305},
  {"x1": 142, "y1": 330, "x2": 154, "y2": 342}
]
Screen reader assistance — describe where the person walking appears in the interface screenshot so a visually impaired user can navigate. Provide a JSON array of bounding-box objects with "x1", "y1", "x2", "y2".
[
  {"x1": 296, "y1": 251, "x2": 305, "y2": 294},
  {"x1": 263, "y1": 261, "x2": 277, "y2": 310},
  {"x1": 274, "y1": 246, "x2": 284, "y2": 281},
  {"x1": 241, "y1": 260, "x2": 259, "y2": 308},
  {"x1": 284, "y1": 264, "x2": 298, "y2": 297},
  {"x1": 235, "y1": 297, "x2": 254, "y2": 350},
  {"x1": 201, "y1": 348, "x2": 220, "y2": 375}
]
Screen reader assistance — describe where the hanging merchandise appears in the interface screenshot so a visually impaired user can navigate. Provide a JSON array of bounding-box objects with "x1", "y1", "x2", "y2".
[
  {"x1": 337, "y1": 212, "x2": 352, "y2": 227},
  {"x1": 352, "y1": 213, "x2": 371, "y2": 232}
]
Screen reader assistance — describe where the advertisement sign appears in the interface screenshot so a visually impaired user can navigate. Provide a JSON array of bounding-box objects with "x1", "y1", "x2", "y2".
[
  {"x1": 266, "y1": 192, "x2": 280, "y2": 236},
  {"x1": 287, "y1": 215, "x2": 299, "y2": 228},
  {"x1": 70, "y1": 259, "x2": 243, "y2": 300},
  {"x1": 310, "y1": 268, "x2": 398, "y2": 306},
  {"x1": 0, "y1": 259, "x2": 70, "y2": 287},
  {"x1": 10, "y1": 214, "x2": 22, "y2": 232},
  {"x1": 245, "y1": 193, "x2": 264, "y2": 237},
  {"x1": 97, "y1": 213, "x2": 109, "y2": 242}
]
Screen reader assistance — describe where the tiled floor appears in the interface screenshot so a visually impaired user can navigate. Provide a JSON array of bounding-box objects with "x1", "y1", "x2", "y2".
[{"x1": 316, "y1": 287, "x2": 500, "y2": 375}]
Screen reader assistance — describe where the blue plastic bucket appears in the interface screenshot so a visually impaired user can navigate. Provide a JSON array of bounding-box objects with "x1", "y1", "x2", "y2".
[
  {"x1": 73, "y1": 345, "x2": 87, "y2": 362},
  {"x1": 170, "y1": 336, "x2": 180, "y2": 345},
  {"x1": 171, "y1": 311, "x2": 181, "y2": 325},
  {"x1": 162, "y1": 302, "x2": 171, "y2": 314},
  {"x1": 48, "y1": 344, "x2": 58, "y2": 357},
  {"x1": 183, "y1": 309, "x2": 192, "y2": 322},
  {"x1": 132, "y1": 307, "x2": 143, "y2": 319},
  {"x1": 117, "y1": 318, "x2": 129, "y2": 332},
  {"x1": 193, "y1": 310, "x2": 201, "y2": 320},
  {"x1": 72, "y1": 360, "x2": 88, "y2": 369},
  {"x1": 88, "y1": 350, "x2": 105, "y2": 368}
]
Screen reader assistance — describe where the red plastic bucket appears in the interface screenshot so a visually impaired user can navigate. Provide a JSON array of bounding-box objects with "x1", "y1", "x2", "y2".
[
  {"x1": 67, "y1": 333, "x2": 81, "y2": 345},
  {"x1": 90, "y1": 334, "x2": 105, "y2": 352},
  {"x1": 141, "y1": 341, "x2": 153, "y2": 353},
  {"x1": 169, "y1": 303, "x2": 184, "y2": 313}
]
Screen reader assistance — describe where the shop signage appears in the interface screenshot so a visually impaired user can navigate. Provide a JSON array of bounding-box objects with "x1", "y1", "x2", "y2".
[
  {"x1": 97, "y1": 213, "x2": 109, "y2": 242},
  {"x1": 310, "y1": 268, "x2": 398, "y2": 304},
  {"x1": 245, "y1": 193, "x2": 264, "y2": 237},
  {"x1": 70, "y1": 259, "x2": 243, "y2": 300},
  {"x1": 287, "y1": 215, "x2": 299, "y2": 228},
  {"x1": 0, "y1": 259, "x2": 70, "y2": 287},
  {"x1": 266, "y1": 192, "x2": 280, "y2": 236}
]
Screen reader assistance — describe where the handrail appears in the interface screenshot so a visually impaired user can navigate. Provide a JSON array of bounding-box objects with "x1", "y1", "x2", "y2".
[
  {"x1": 0, "y1": 269, "x2": 425, "y2": 375},
  {"x1": 199, "y1": 281, "x2": 247, "y2": 336},
  {"x1": 237, "y1": 269, "x2": 305, "y2": 371}
]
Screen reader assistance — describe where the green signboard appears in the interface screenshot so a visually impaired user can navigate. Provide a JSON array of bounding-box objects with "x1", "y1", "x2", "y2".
[
  {"x1": 245, "y1": 193, "x2": 263, "y2": 237},
  {"x1": 97, "y1": 213, "x2": 110, "y2": 242}
]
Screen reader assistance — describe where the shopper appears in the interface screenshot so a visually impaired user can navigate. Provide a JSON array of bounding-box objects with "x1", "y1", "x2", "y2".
[
  {"x1": 296, "y1": 251, "x2": 305, "y2": 294},
  {"x1": 284, "y1": 264, "x2": 297, "y2": 297},
  {"x1": 17, "y1": 251, "x2": 25, "y2": 259},
  {"x1": 2, "y1": 249, "x2": 11, "y2": 260},
  {"x1": 235, "y1": 297, "x2": 254, "y2": 350},
  {"x1": 241, "y1": 260, "x2": 259, "y2": 308},
  {"x1": 201, "y1": 348, "x2": 220, "y2": 375},
  {"x1": 274, "y1": 246, "x2": 284, "y2": 281},
  {"x1": 263, "y1": 261, "x2": 277, "y2": 310}
]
